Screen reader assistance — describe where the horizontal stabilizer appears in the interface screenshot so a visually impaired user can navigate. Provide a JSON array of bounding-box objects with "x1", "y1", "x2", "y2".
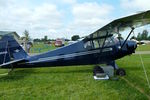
[{"x1": 0, "y1": 59, "x2": 25, "y2": 68}]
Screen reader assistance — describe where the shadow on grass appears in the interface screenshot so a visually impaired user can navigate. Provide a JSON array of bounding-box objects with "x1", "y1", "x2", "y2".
[
  {"x1": 0, "y1": 69, "x2": 35, "y2": 81},
  {"x1": 36, "y1": 68, "x2": 92, "y2": 74},
  {"x1": 0, "y1": 67, "x2": 92, "y2": 81}
]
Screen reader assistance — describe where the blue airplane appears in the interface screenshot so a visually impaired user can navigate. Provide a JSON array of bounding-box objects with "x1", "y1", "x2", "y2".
[{"x1": 0, "y1": 10, "x2": 150, "y2": 76}]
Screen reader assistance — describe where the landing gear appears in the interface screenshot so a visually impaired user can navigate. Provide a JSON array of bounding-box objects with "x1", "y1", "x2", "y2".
[
  {"x1": 93, "y1": 66, "x2": 105, "y2": 75},
  {"x1": 116, "y1": 68, "x2": 126, "y2": 76},
  {"x1": 93, "y1": 66, "x2": 109, "y2": 80},
  {"x1": 107, "y1": 61, "x2": 126, "y2": 76},
  {"x1": 92, "y1": 62, "x2": 126, "y2": 80}
]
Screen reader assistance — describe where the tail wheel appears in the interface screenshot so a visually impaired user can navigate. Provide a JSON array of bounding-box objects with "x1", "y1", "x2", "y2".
[{"x1": 116, "y1": 68, "x2": 126, "y2": 76}]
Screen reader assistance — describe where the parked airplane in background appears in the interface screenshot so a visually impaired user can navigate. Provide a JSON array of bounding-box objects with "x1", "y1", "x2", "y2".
[
  {"x1": 131, "y1": 39, "x2": 150, "y2": 45},
  {"x1": 0, "y1": 10, "x2": 150, "y2": 76}
]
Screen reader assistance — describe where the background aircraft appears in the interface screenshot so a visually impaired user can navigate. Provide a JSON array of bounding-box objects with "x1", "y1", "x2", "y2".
[{"x1": 0, "y1": 10, "x2": 150, "y2": 76}]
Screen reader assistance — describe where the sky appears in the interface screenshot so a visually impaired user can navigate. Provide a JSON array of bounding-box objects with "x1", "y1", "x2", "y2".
[{"x1": 0, "y1": 0, "x2": 150, "y2": 39}]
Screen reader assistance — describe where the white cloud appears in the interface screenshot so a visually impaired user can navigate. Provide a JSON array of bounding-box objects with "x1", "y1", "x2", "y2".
[
  {"x1": 0, "y1": 1, "x2": 63, "y2": 39},
  {"x1": 0, "y1": 0, "x2": 14, "y2": 8},
  {"x1": 121, "y1": 0, "x2": 150, "y2": 11},
  {"x1": 73, "y1": 3, "x2": 113, "y2": 19},
  {"x1": 0, "y1": 1, "x2": 114, "y2": 39},
  {"x1": 62, "y1": 0, "x2": 76, "y2": 5},
  {"x1": 66, "y1": 2, "x2": 114, "y2": 37}
]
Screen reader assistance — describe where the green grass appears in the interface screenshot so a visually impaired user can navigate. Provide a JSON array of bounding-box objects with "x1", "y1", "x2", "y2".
[
  {"x1": 0, "y1": 54, "x2": 150, "y2": 99},
  {"x1": 30, "y1": 42, "x2": 57, "y2": 53},
  {"x1": 136, "y1": 44, "x2": 150, "y2": 51},
  {"x1": 30, "y1": 42, "x2": 68, "y2": 53}
]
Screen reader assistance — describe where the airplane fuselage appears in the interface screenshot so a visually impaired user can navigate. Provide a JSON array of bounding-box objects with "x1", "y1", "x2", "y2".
[{"x1": 11, "y1": 39, "x2": 136, "y2": 68}]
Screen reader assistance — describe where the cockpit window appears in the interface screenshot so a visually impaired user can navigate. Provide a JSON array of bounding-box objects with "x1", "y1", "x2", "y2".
[
  {"x1": 98, "y1": 38, "x2": 105, "y2": 47},
  {"x1": 104, "y1": 36, "x2": 119, "y2": 47},
  {"x1": 93, "y1": 40, "x2": 99, "y2": 48},
  {"x1": 84, "y1": 41, "x2": 92, "y2": 49},
  {"x1": 104, "y1": 37, "x2": 113, "y2": 47},
  {"x1": 84, "y1": 38, "x2": 105, "y2": 50},
  {"x1": 84, "y1": 32, "x2": 119, "y2": 49}
]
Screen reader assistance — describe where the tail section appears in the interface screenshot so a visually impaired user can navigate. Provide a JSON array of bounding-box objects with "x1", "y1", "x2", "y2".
[{"x1": 0, "y1": 35, "x2": 28, "y2": 65}]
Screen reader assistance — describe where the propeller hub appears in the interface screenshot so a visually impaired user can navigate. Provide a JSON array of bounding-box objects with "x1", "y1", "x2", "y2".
[{"x1": 126, "y1": 41, "x2": 137, "y2": 53}]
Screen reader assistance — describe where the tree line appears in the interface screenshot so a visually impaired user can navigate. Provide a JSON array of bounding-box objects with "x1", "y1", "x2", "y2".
[
  {"x1": 131, "y1": 29, "x2": 150, "y2": 41},
  {"x1": 21, "y1": 30, "x2": 81, "y2": 42},
  {"x1": 34, "y1": 35, "x2": 80, "y2": 42}
]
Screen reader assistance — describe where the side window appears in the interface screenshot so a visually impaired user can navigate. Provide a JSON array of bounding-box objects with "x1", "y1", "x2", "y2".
[
  {"x1": 91, "y1": 38, "x2": 106, "y2": 49},
  {"x1": 93, "y1": 40, "x2": 99, "y2": 48},
  {"x1": 84, "y1": 41, "x2": 92, "y2": 50},
  {"x1": 104, "y1": 37, "x2": 115, "y2": 47},
  {"x1": 98, "y1": 38, "x2": 105, "y2": 48}
]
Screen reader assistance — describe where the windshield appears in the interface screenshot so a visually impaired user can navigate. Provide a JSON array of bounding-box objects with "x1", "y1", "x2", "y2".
[
  {"x1": 84, "y1": 32, "x2": 120, "y2": 50},
  {"x1": 104, "y1": 36, "x2": 119, "y2": 47}
]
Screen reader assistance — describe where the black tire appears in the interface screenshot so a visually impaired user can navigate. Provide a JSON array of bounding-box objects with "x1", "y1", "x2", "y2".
[
  {"x1": 93, "y1": 66, "x2": 104, "y2": 76},
  {"x1": 116, "y1": 68, "x2": 126, "y2": 76}
]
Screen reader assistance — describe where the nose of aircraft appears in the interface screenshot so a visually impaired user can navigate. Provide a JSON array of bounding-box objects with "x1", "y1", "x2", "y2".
[{"x1": 126, "y1": 40, "x2": 137, "y2": 53}]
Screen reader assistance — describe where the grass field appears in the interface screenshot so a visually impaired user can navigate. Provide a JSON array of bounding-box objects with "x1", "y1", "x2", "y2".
[
  {"x1": 0, "y1": 54, "x2": 150, "y2": 99},
  {"x1": 29, "y1": 42, "x2": 68, "y2": 53},
  {"x1": 30, "y1": 42, "x2": 57, "y2": 53},
  {"x1": 137, "y1": 44, "x2": 150, "y2": 51}
]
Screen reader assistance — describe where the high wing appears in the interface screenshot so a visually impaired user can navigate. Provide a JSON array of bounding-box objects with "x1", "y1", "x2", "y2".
[{"x1": 87, "y1": 10, "x2": 150, "y2": 39}]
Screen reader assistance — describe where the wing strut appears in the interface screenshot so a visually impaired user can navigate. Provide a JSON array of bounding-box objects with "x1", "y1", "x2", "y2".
[
  {"x1": 7, "y1": 43, "x2": 14, "y2": 72},
  {"x1": 101, "y1": 31, "x2": 109, "y2": 51},
  {"x1": 98, "y1": 31, "x2": 109, "y2": 62},
  {"x1": 117, "y1": 27, "x2": 122, "y2": 46},
  {"x1": 3, "y1": 41, "x2": 8, "y2": 64},
  {"x1": 121, "y1": 27, "x2": 135, "y2": 48}
]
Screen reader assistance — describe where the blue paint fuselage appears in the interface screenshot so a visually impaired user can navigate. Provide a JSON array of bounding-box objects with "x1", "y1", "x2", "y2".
[{"x1": 14, "y1": 40, "x2": 136, "y2": 68}]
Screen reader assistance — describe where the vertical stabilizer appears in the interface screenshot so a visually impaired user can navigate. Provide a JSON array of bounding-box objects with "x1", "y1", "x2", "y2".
[{"x1": 0, "y1": 35, "x2": 28, "y2": 65}]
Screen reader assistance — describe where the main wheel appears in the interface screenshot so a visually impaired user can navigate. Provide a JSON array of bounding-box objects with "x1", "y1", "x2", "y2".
[{"x1": 116, "y1": 68, "x2": 126, "y2": 76}]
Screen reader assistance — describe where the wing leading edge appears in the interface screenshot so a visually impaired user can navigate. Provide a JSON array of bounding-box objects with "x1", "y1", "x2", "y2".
[{"x1": 88, "y1": 10, "x2": 150, "y2": 39}]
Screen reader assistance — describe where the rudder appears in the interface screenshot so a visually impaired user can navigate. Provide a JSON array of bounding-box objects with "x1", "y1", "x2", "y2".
[{"x1": 0, "y1": 35, "x2": 28, "y2": 65}]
